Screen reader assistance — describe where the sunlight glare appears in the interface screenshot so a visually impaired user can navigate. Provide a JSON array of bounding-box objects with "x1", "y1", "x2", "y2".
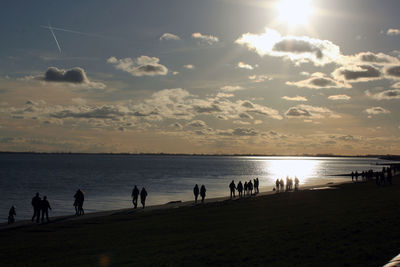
[
  {"x1": 266, "y1": 159, "x2": 319, "y2": 184},
  {"x1": 276, "y1": 0, "x2": 313, "y2": 27}
]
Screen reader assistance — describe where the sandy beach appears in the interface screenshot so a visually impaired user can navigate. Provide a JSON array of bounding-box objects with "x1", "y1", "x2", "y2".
[{"x1": 1, "y1": 176, "x2": 399, "y2": 266}]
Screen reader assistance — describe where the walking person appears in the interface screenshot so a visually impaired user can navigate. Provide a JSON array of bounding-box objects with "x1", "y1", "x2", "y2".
[
  {"x1": 8, "y1": 206, "x2": 16, "y2": 224},
  {"x1": 140, "y1": 187, "x2": 148, "y2": 209},
  {"x1": 41, "y1": 196, "x2": 52, "y2": 223},
  {"x1": 31, "y1": 192, "x2": 41, "y2": 223},
  {"x1": 229, "y1": 180, "x2": 236, "y2": 198},
  {"x1": 248, "y1": 180, "x2": 253, "y2": 195},
  {"x1": 74, "y1": 189, "x2": 85, "y2": 216},
  {"x1": 131, "y1": 185, "x2": 140, "y2": 208},
  {"x1": 200, "y1": 185, "x2": 206, "y2": 203},
  {"x1": 193, "y1": 184, "x2": 199, "y2": 203}
]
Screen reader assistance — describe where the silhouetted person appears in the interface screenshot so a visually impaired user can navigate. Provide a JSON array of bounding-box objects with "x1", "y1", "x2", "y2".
[
  {"x1": 244, "y1": 182, "x2": 248, "y2": 196},
  {"x1": 41, "y1": 196, "x2": 51, "y2": 223},
  {"x1": 295, "y1": 177, "x2": 300, "y2": 191},
  {"x1": 275, "y1": 179, "x2": 280, "y2": 192},
  {"x1": 31, "y1": 192, "x2": 41, "y2": 223},
  {"x1": 387, "y1": 168, "x2": 393, "y2": 185},
  {"x1": 8, "y1": 206, "x2": 16, "y2": 224},
  {"x1": 140, "y1": 187, "x2": 147, "y2": 209},
  {"x1": 351, "y1": 171, "x2": 354, "y2": 182},
  {"x1": 229, "y1": 180, "x2": 236, "y2": 198},
  {"x1": 355, "y1": 171, "x2": 359, "y2": 182},
  {"x1": 280, "y1": 179, "x2": 284, "y2": 192},
  {"x1": 255, "y1": 178, "x2": 259, "y2": 194},
  {"x1": 200, "y1": 185, "x2": 206, "y2": 203},
  {"x1": 248, "y1": 180, "x2": 253, "y2": 195},
  {"x1": 131, "y1": 185, "x2": 140, "y2": 208},
  {"x1": 237, "y1": 181, "x2": 243, "y2": 197},
  {"x1": 193, "y1": 184, "x2": 199, "y2": 203},
  {"x1": 74, "y1": 189, "x2": 85, "y2": 216}
]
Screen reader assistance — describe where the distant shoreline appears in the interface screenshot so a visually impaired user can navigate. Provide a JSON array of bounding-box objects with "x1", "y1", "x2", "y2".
[{"x1": 1, "y1": 151, "x2": 399, "y2": 159}]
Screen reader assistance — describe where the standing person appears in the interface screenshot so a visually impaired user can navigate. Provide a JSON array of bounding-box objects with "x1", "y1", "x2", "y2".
[
  {"x1": 244, "y1": 181, "x2": 248, "y2": 196},
  {"x1": 248, "y1": 180, "x2": 253, "y2": 195},
  {"x1": 131, "y1": 185, "x2": 140, "y2": 208},
  {"x1": 254, "y1": 178, "x2": 259, "y2": 194},
  {"x1": 280, "y1": 179, "x2": 284, "y2": 192},
  {"x1": 276, "y1": 179, "x2": 280, "y2": 192},
  {"x1": 294, "y1": 177, "x2": 300, "y2": 191},
  {"x1": 229, "y1": 180, "x2": 236, "y2": 198},
  {"x1": 8, "y1": 206, "x2": 16, "y2": 224},
  {"x1": 31, "y1": 192, "x2": 41, "y2": 223},
  {"x1": 193, "y1": 184, "x2": 199, "y2": 203},
  {"x1": 140, "y1": 187, "x2": 148, "y2": 209},
  {"x1": 237, "y1": 181, "x2": 243, "y2": 197},
  {"x1": 200, "y1": 185, "x2": 206, "y2": 203},
  {"x1": 41, "y1": 196, "x2": 52, "y2": 223}
]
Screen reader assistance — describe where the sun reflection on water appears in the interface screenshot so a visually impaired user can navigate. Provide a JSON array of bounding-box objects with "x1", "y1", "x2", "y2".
[{"x1": 266, "y1": 158, "x2": 320, "y2": 184}]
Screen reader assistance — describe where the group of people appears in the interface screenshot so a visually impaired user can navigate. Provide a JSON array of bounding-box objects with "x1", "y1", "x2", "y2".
[
  {"x1": 193, "y1": 184, "x2": 206, "y2": 203},
  {"x1": 352, "y1": 166, "x2": 395, "y2": 186},
  {"x1": 228, "y1": 178, "x2": 260, "y2": 198},
  {"x1": 131, "y1": 186, "x2": 148, "y2": 209},
  {"x1": 30, "y1": 192, "x2": 52, "y2": 223},
  {"x1": 274, "y1": 176, "x2": 300, "y2": 192}
]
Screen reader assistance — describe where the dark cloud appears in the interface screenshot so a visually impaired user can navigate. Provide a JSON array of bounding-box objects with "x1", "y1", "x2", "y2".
[
  {"x1": 310, "y1": 78, "x2": 336, "y2": 87},
  {"x1": 187, "y1": 120, "x2": 207, "y2": 128},
  {"x1": 232, "y1": 128, "x2": 258, "y2": 136},
  {"x1": 286, "y1": 107, "x2": 311, "y2": 117},
  {"x1": 273, "y1": 39, "x2": 323, "y2": 58},
  {"x1": 45, "y1": 67, "x2": 88, "y2": 83},
  {"x1": 386, "y1": 66, "x2": 400, "y2": 78},
  {"x1": 366, "y1": 89, "x2": 400, "y2": 100},
  {"x1": 340, "y1": 65, "x2": 381, "y2": 81},
  {"x1": 360, "y1": 53, "x2": 390, "y2": 63},
  {"x1": 51, "y1": 106, "x2": 126, "y2": 119},
  {"x1": 193, "y1": 104, "x2": 222, "y2": 114},
  {"x1": 241, "y1": 101, "x2": 254, "y2": 108}
]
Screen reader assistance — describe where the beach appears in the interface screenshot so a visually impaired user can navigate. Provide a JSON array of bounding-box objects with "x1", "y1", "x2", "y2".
[{"x1": 1, "y1": 176, "x2": 400, "y2": 266}]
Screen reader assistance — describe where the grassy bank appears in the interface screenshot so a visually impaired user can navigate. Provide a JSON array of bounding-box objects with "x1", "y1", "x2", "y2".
[{"x1": 1, "y1": 178, "x2": 400, "y2": 266}]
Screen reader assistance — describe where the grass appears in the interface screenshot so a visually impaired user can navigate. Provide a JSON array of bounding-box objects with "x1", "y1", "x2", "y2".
[{"x1": 1, "y1": 178, "x2": 400, "y2": 266}]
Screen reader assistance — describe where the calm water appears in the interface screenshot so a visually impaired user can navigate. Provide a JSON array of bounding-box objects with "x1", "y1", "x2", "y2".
[{"x1": 0, "y1": 154, "x2": 394, "y2": 222}]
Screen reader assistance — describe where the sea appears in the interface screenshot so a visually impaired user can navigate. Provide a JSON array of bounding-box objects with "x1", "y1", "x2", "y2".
[{"x1": 0, "y1": 154, "x2": 396, "y2": 223}]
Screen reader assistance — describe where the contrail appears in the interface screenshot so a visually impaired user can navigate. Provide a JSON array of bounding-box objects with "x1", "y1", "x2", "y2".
[
  {"x1": 47, "y1": 24, "x2": 62, "y2": 54},
  {"x1": 40, "y1": 25, "x2": 110, "y2": 39}
]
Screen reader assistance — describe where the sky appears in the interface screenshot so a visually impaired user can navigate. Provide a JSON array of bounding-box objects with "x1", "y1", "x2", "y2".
[{"x1": 0, "y1": 0, "x2": 399, "y2": 155}]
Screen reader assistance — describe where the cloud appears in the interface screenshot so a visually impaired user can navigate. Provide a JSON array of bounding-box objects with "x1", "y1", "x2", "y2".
[
  {"x1": 232, "y1": 128, "x2": 258, "y2": 136},
  {"x1": 159, "y1": 33, "x2": 181, "y2": 41},
  {"x1": 187, "y1": 120, "x2": 207, "y2": 128},
  {"x1": 328, "y1": 95, "x2": 351, "y2": 101},
  {"x1": 392, "y1": 82, "x2": 400, "y2": 88},
  {"x1": 387, "y1": 29, "x2": 400, "y2": 36},
  {"x1": 248, "y1": 74, "x2": 272, "y2": 83},
  {"x1": 237, "y1": 62, "x2": 254, "y2": 70},
  {"x1": 216, "y1": 92, "x2": 234, "y2": 98},
  {"x1": 281, "y1": 96, "x2": 308, "y2": 101},
  {"x1": 220, "y1": 85, "x2": 244, "y2": 92},
  {"x1": 42, "y1": 67, "x2": 106, "y2": 89},
  {"x1": 385, "y1": 65, "x2": 400, "y2": 79},
  {"x1": 107, "y1": 56, "x2": 168, "y2": 77},
  {"x1": 365, "y1": 89, "x2": 400, "y2": 100},
  {"x1": 285, "y1": 104, "x2": 339, "y2": 119},
  {"x1": 332, "y1": 65, "x2": 382, "y2": 82},
  {"x1": 191, "y1": 32, "x2": 219, "y2": 44},
  {"x1": 235, "y1": 27, "x2": 341, "y2": 66},
  {"x1": 184, "y1": 64, "x2": 195, "y2": 70},
  {"x1": 287, "y1": 72, "x2": 350, "y2": 89},
  {"x1": 364, "y1": 107, "x2": 390, "y2": 115}
]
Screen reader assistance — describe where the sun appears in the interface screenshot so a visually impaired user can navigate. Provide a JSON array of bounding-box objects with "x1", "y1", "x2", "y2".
[{"x1": 276, "y1": 0, "x2": 313, "y2": 27}]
